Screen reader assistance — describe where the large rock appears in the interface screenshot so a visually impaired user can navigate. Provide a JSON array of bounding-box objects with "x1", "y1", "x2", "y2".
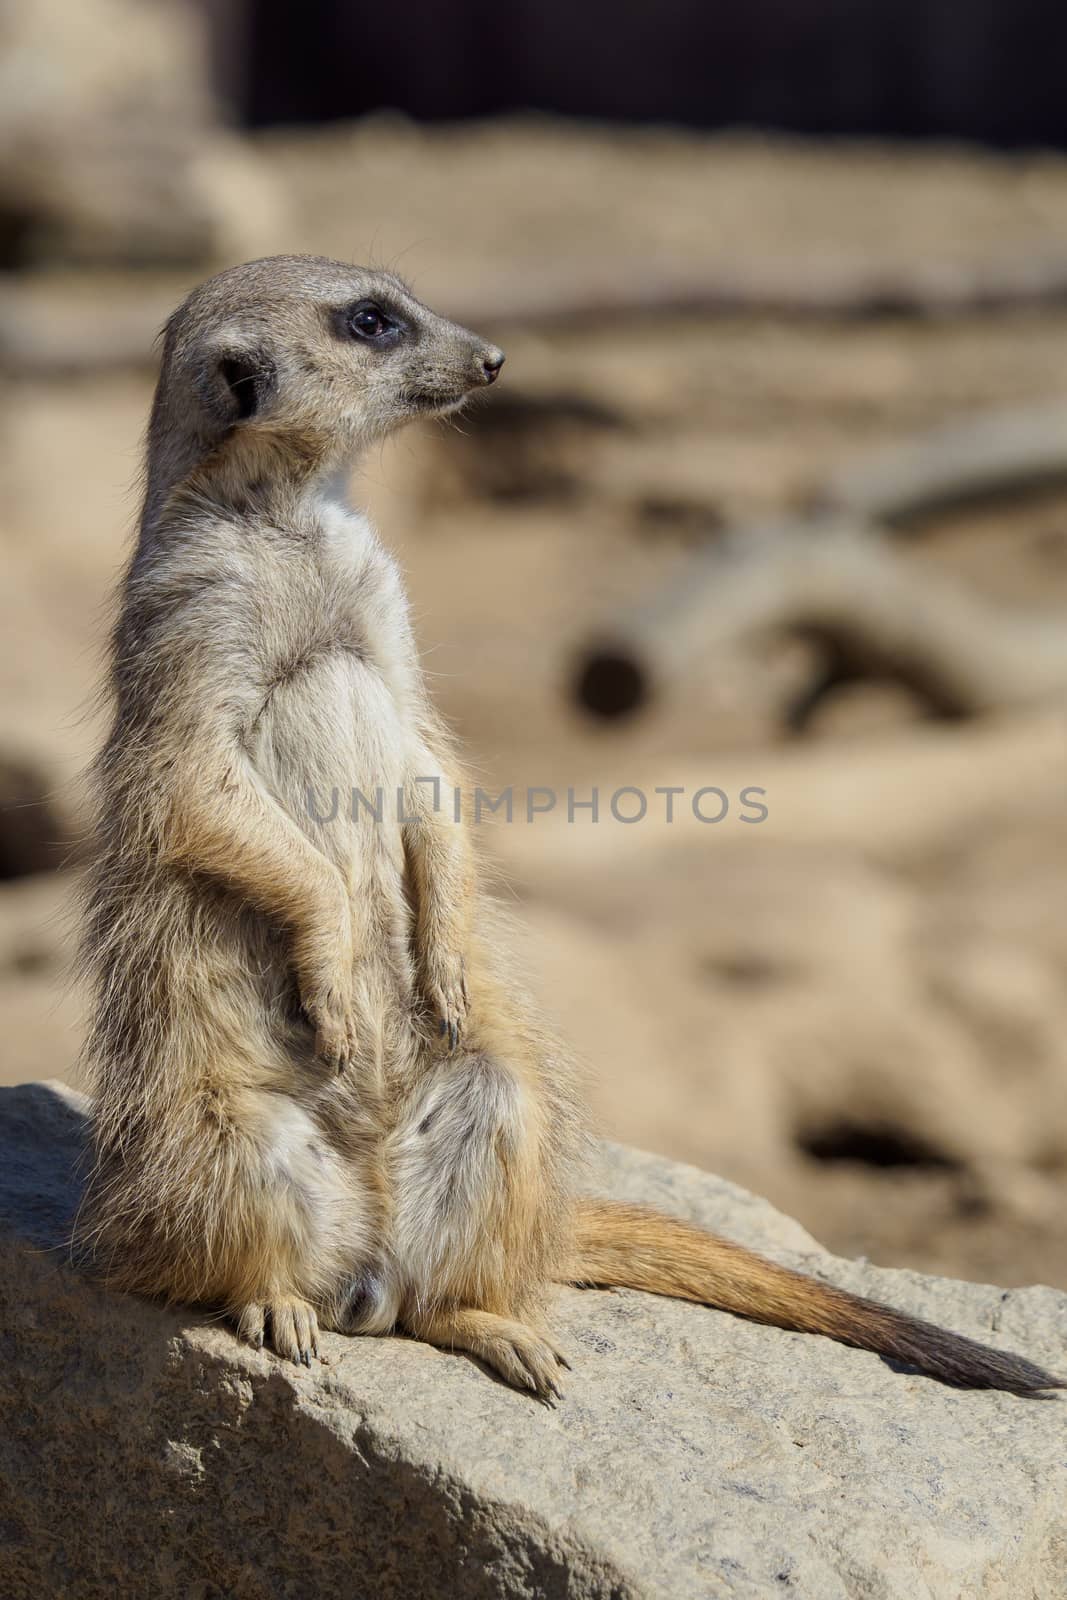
[
  {"x1": 1, "y1": 1081, "x2": 1064, "y2": 1599},
  {"x1": 0, "y1": 0, "x2": 283, "y2": 268}
]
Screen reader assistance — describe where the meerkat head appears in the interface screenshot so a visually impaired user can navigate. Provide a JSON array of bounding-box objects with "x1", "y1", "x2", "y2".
[{"x1": 146, "y1": 254, "x2": 504, "y2": 504}]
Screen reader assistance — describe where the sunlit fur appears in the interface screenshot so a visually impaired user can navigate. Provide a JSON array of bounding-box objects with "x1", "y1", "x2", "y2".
[{"x1": 78, "y1": 256, "x2": 1063, "y2": 1397}]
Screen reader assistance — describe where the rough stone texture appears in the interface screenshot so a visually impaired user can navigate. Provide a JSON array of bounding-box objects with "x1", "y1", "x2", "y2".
[{"x1": 1, "y1": 1082, "x2": 1064, "y2": 1600}]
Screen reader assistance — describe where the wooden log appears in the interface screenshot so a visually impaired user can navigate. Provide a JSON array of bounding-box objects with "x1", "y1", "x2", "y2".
[
  {"x1": 576, "y1": 516, "x2": 1067, "y2": 720},
  {"x1": 576, "y1": 406, "x2": 1067, "y2": 721}
]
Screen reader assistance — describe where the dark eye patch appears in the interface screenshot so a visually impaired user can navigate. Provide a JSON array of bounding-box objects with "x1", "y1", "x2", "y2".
[{"x1": 339, "y1": 298, "x2": 408, "y2": 347}]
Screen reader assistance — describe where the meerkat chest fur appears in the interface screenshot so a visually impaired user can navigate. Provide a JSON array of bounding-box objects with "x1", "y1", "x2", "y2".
[{"x1": 247, "y1": 488, "x2": 428, "y2": 881}]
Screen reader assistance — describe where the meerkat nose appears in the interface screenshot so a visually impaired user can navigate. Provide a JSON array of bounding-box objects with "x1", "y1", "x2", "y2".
[{"x1": 480, "y1": 346, "x2": 505, "y2": 385}]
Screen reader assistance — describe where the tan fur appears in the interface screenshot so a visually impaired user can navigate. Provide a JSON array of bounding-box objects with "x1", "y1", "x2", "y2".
[{"x1": 79, "y1": 256, "x2": 1062, "y2": 1397}]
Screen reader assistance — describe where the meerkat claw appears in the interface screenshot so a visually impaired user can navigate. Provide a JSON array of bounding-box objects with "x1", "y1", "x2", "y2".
[
  {"x1": 236, "y1": 1302, "x2": 266, "y2": 1350},
  {"x1": 433, "y1": 1007, "x2": 463, "y2": 1052},
  {"x1": 312, "y1": 1011, "x2": 359, "y2": 1074}
]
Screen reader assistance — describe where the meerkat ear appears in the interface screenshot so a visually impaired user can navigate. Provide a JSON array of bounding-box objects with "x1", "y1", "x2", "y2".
[{"x1": 200, "y1": 338, "x2": 277, "y2": 426}]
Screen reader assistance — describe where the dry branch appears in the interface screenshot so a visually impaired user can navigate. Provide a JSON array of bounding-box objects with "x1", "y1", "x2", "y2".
[
  {"x1": 576, "y1": 407, "x2": 1067, "y2": 722},
  {"x1": 821, "y1": 405, "x2": 1067, "y2": 524},
  {"x1": 575, "y1": 516, "x2": 1067, "y2": 722}
]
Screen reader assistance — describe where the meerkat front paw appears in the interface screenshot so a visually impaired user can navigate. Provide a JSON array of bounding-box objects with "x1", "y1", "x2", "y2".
[
  {"x1": 301, "y1": 981, "x2": 360, "y2": 1072},
  {"x1": 237, "y1": 1297, "x2": 320, "y2": 1366},
  {"x1": 294, "y1": 894, "x2": 359, "y2": 1071},
  {"x1": 294, "y1": 934, "x2": 359, "y2": 1070},
  {"x1": 425, "y1": 953, "x2": 468, "y2": 1051}
]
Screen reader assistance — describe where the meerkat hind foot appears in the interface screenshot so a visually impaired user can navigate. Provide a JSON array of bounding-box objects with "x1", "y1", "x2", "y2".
[
  {"x1": 237, "y1": 1297, "x2": 320, "y2": 1366},
  {"x1": 409, "y1": 1306, "x2": 570, "y2": 1403}
]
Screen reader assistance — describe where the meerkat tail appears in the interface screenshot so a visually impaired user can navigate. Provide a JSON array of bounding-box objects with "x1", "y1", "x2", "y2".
[{"x1": 566, "y1": 1200, "x2": 1065, "y2": 1396}]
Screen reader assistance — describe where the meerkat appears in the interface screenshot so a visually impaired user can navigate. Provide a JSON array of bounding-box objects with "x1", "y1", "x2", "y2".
[{"x1": 78, "y1": 255, "x2": 1062, "y2": 1400}]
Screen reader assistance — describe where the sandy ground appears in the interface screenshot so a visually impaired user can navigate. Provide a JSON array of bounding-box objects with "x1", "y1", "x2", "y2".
[{"x1": 1, "y1": 122, "x2": 1066, "y2": 1290}]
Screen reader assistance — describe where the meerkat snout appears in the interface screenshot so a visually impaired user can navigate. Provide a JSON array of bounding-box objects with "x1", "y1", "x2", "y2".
[{"x1": 480, "y1": 346, "x2": 505, "y2": 384}]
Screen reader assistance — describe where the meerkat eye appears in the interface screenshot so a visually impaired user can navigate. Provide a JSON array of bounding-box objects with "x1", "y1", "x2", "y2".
[{"x1": 347, "y1": 301, "x2": 393, "y2": 342}]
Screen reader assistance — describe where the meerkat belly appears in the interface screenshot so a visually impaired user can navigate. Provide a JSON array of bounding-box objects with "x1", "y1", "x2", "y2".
[
  {"x1": 254, "y1": 650, "x2": 403, "y2": 854},
  {"x1": 253, "y1": 649, "x2": 414, "y2": 962}
]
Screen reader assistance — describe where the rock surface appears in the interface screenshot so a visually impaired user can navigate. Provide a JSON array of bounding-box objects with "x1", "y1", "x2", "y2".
[{"x1": 1, "y1": 1081, "x2": 1064, "y2": 1600}]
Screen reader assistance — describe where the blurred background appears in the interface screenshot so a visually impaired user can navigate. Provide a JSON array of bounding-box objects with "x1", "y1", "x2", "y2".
[{"x1": 2, "y1": 0, "x2": 1066, "y2": 1289}]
